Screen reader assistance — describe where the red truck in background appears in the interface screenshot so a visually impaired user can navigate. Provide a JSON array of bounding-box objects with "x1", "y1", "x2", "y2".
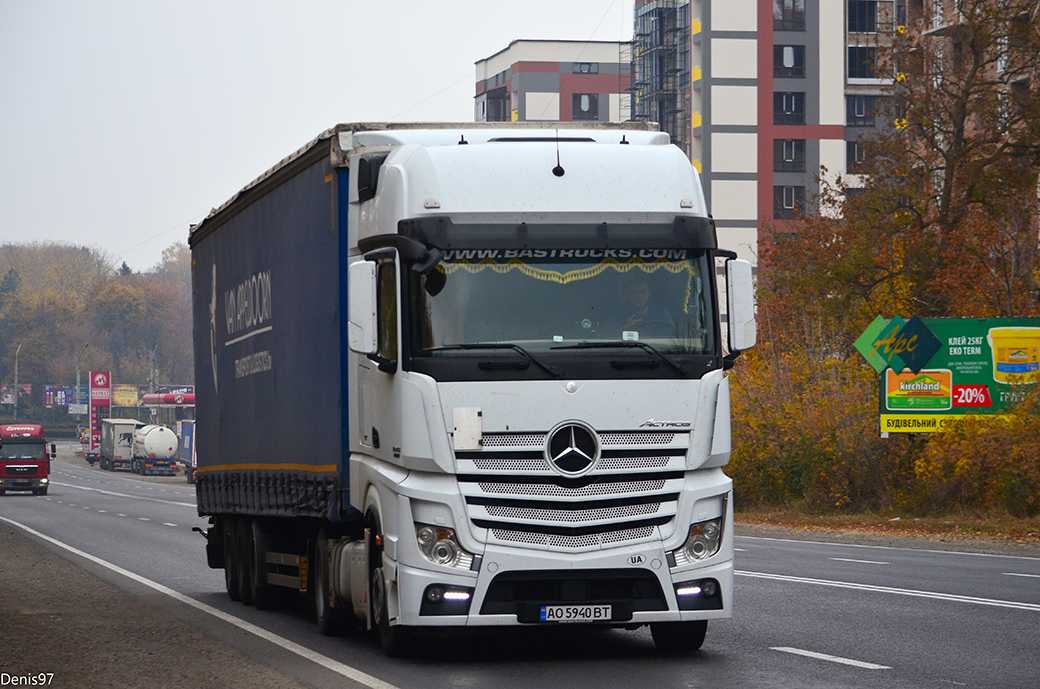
[{"x1": 0, "y1": 424, "x2": 56, "y2": 496}]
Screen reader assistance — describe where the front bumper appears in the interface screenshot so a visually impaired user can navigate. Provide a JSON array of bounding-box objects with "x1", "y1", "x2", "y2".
[{"x1": 390, "y1": 540, "x2": 733, "y2": 627}]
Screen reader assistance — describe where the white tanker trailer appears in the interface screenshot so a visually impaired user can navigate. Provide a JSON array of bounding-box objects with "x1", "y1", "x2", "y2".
[{"x1": 131, "y1": 424, "x2": 179, "y2": 476}]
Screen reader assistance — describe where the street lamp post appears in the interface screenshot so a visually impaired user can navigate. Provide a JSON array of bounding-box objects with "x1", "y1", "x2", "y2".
[
  {"x1": 76, "y1": 343, "x2": 90, "y2": 419},
  {"x1": 14, "y1": 343, "x2": 21, "y2": 420}
]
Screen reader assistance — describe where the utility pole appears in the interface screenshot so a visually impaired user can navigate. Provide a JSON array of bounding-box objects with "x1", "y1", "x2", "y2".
[
  {"x1": 76, "y1": 343, "x2": 90, "y2": 420},
  {"x1": 13, "y1": 343, "x2": 21, "y2": 420}
]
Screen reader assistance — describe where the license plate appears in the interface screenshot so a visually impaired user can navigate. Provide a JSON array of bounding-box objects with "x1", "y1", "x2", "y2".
[{"x1": 539, "y1": 605, "x2": 612, "y2": 623}]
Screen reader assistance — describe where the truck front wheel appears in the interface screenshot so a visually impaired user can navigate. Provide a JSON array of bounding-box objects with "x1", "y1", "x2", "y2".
[{"x1": 650, "y1": 620, "x2": 707, "y2": 652}]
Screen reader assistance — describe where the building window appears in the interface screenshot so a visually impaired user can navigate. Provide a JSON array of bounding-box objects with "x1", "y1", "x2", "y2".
[
  {"x1": 774, "y1": 186, "x2": 805, "y2": 219},
  {"x1": 846, "y1": 95, "x2": 877, "y2": 126},
  {"x1": 572, "y1": 62, "x2": 599, "y2": 74},
  {"x1": 774, "y1": 0, "x2": 806, "y2": 31},
  {"x1": 848, "y1": 46, "x2": 877, "y2": 79},
  {"x1": 932, "y1": 0, "x2": 944, "y2": 29},
  {"x1": 848, "y1": 1, "x2": 878, "y2": 33},
  {"x1": 573, "y1": 93, "x2": 599, "y2": 121},
  {"x1": 773, "y1": 92, "x2": 805, "y2": 124},
  {"x1": 774, "y1": 45, "x2": 806, "y2": 78},
  {"x1": 774, "y1": 139, "x2": 806, "y2": 172},
  {"x1": 847, "y1": 141, "x2": 867, "y2": 172}
]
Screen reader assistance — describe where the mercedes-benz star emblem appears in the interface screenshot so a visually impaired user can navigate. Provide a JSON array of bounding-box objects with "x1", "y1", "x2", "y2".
[{"x1": 546, "y1": 422, "x2": 600, "y2": 475}]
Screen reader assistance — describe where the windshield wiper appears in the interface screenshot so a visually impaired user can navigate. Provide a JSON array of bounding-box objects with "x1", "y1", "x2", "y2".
[
  {"x1": 423, "y1": 343, "x2": 561, "y2": 378},
  {"x1": 551, "y1": 341, "x2": 689, "y2": 376}
]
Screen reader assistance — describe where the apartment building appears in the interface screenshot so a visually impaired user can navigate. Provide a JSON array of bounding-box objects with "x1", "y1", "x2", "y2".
[{"x1": 474, "y1": 40, "x2": 631, "y2": 123}]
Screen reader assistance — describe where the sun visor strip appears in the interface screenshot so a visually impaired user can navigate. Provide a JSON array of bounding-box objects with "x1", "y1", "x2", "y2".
[{"x1": 397, "y1": 216, "x2": 717, "y2": 251}]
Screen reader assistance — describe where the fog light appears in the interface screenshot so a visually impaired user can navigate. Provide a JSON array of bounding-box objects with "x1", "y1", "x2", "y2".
[
  {"x1": 420, "y1": 585, "x2": 475, "y2": 616},
  {"x1": 443, "y1": 590, "x2": 471, "y2": 601},
  {"x1": 702, "y1": 580, "x2": 718, "y2": 597}
]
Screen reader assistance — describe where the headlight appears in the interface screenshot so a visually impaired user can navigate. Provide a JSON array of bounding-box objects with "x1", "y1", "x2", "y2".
[
  {"x1": 415, "y1": 523, "x2": 475, "y2": 570},
  {"x1": 671, "y1": 517, "x2": 723, "y2": 566}
]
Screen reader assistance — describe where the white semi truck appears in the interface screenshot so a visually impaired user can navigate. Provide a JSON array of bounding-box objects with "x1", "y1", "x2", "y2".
[{"x1": 189, "y1": 123, "x2": 755, "y2": 656}]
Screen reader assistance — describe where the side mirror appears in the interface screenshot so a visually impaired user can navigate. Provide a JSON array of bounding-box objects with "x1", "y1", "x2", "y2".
[
  {"x1": 726, "y1": 258, "x2": 756, "y2": 353},
  {"x1": 49, "y1": 442, "x2": 57, "y2": 459},
  {"x1": 347, "y1": 260, "x2": 379, "y2": 355}
]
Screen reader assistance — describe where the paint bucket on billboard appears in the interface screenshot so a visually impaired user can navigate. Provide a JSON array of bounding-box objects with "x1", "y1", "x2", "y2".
[{"x1": 987, "y1": 327, "x2": 1040, "y2": 384}]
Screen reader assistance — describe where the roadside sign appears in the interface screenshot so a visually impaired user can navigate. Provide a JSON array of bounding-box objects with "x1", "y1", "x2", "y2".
[{"x1": 859, "y1": 317, "x2": 1040, "y2": 433}]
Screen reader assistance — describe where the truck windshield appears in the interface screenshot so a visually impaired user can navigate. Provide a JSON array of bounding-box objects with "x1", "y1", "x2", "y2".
[
  {"x1": 410, "y1": 249, "x2": 716, "y2": 357},
  {"x1": 0, "y1": 443, "x2": 44, "y2": 460}
]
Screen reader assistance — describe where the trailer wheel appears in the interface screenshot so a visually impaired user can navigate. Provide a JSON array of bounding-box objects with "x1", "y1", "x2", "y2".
[
  {"x1": 237, "y1": 519, "x2": 254, "y2": 606},
  {"x1": 249, "y1": 520, "x2": 276, "y2": 610},
  {"x1": 222, "y1": 518, "x2": 241, "y2": 602},
  {"x1": 650, "y1": 620, "x2": 707, "y2": 652},
  {"x1": 313, "y1": 529, "x2": 346, "y2": 636}
]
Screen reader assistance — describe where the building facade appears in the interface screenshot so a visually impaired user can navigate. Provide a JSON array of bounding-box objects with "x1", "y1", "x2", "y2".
[
  {"x1": 630, "y1": 0, "x2": 911, "y2": 267},
  {"x1": 474, "y1": 40, "x2": 631, "y2": 123}
]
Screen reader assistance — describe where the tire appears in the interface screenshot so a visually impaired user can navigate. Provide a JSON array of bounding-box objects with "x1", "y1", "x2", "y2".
[
  {"x1": 0, "y1": 489, "x2": 6, "y2": 496},
  {"x1": 237, "y1": 519, "x2": 254, "y2": 606},
  {"x1": 372, "y1": 563, "x2": 412, "y2": 657},
  {"x1": 249, "y1": 520, "x2": 276, "y2": 610},
  {"x1": 33, "y1": 486, "x2": 48, "y2": 496},
  {"x1": 313, "y1": 530, "x2": 347, "y2": 636},
  {"x1": 222, "y1": 518, "x2": 241, "y2": 602},
  {"x1": 650, "y1": 620, "x2": 707, "y2": 652},
  {"x1": 368, "y1": 514, "x2": 412, "y2": 657}
]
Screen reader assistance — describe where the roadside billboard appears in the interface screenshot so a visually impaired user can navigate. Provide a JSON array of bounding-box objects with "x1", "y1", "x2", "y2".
[{"x1": 856, "y1": 317, "x2": 1040, "y2": 433}]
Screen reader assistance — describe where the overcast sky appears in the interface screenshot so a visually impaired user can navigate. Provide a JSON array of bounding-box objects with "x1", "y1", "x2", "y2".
[{"x1": 1, "y1": 1, "x2": 634, "y2": 272}]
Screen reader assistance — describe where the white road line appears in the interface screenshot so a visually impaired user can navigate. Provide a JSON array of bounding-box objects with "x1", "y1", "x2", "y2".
[
  {"x1": 138, "y1": 518, "x2": 151, "y2": 522},
  {"x1": 771, "y1": 646, "x2": 890, "y2": 670},
  {"x1": 736, "y1": 534, "x2": 1040, "y2": 562},
  {"x1": 50, "y1": 481, "x2": 194, "y2": 507},
  {"x1": 1003, "y1": 572, "x2": 1040, "y2": 579},
  {"x1": 737, "y1": 570, "x2": 1040, "y2": 612},
  {"x1": 830, "y1": 557, "x2": 889, "y2": 565},
  {"x1": 163, "y1": 523, "x2": 178, "y2": 527},
  {"x1": 0, "y1": 515, "x2": 401, "y2": 689}
]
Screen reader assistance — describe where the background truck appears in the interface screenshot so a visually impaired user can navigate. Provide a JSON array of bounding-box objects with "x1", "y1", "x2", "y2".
[
  {"x1": 190, "y1": 123, "x2": 755, "y2": 656},
  {"x1": 0, "y1": 424, "x2": 55, "y2": 496},
  {"x1": 99, "y1": 418, "x2": 143, "y2": 471},
  {"x1": 178, "y1": 420, "x2": 196, "y2": 483},
  {"x1": 131, "y1": 424, "x2": 179, "y2": 476}
]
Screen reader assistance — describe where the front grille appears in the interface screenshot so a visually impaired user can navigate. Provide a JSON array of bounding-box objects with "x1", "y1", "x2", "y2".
[{"x1": 458, "y1": 430, "x2": 688, "y2": 551}]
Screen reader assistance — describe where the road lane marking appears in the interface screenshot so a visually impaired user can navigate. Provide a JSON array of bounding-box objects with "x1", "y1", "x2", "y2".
[
  {"x1": 830, "y1": 557, "x2": 889, "y2": 565},
  {"x1": 50, "y1": 481, "x2": 194, "y2": 507},
  {"x1": 163, "y1": 523, "x2": 178, "y2": 527},
  {"x1": 737, "y1": 570, "x2": 1040, "y2": 612},
  {"x1": 0, "y1": 516, "x2": 402, "y2": 689},
  {"x1": 771, "y1": 647, "x2": 890, "y2": 670},
  {"x1": 1003, "y1": 572, "x2": 1040, "y2": 579},
  {"x1": 736, "y1": 534, "x2": 1040, "y2": 562},
  {"x1": 139, "y1": 518, "x2": 151, "y2": 521}
]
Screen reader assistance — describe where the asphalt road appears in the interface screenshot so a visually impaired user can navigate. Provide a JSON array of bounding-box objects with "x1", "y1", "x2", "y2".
[{"x1": 3, "y1": 445, "x2": 1039, "y2": 689}]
